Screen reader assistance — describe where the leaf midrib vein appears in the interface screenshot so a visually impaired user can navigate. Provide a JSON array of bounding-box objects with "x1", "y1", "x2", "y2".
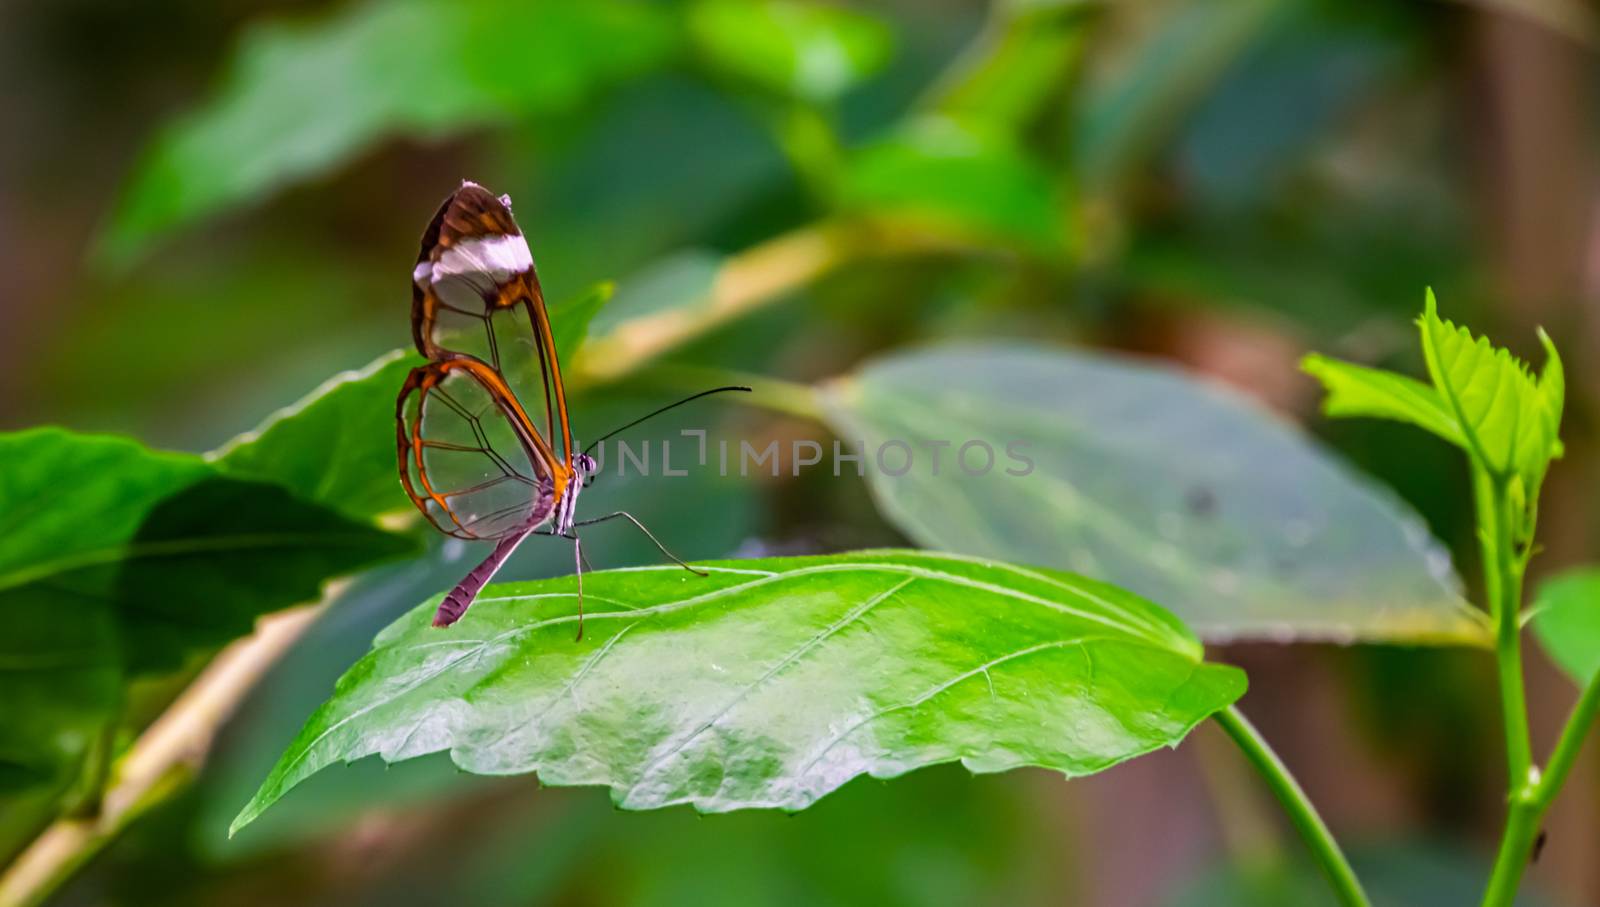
[{"x1": 625, "y1": 575, "x2": 916, "y2": 799}]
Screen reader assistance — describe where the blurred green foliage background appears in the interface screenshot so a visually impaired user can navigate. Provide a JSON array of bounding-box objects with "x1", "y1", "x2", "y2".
[{"x1": 1, "y1": 0, "x2": 1597, "y2": 904}]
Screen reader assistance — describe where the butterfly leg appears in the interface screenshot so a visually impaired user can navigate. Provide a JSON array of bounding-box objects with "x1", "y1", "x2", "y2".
[
  {"x1": 572, "y1": 532, "x2": 585, "y2": 642},
  {"x1": 573, "y1": 511, "x2": 707, "y2": 577}
]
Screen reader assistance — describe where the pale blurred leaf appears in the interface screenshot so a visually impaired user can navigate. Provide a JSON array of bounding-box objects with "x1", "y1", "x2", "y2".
[{"x1": 819, "y1": 342, "x2": 1486, "y2": 645}]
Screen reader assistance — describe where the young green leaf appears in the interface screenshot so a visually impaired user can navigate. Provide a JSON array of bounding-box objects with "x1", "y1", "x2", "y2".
[
  {"x1": 99, "y1": 0, "x2": 675, "y2": 264},
  {"x1": 1521, "y1": 327, "x2": 1565, "y2": 494},
  {"x1": 688, "y1": 0, "x2": 893, "y2": 103},
  {"x1": 1417, "y1": 289, "x2": 1562, "y2": 490},
  {"x1": 819, "y1": 343, "x2": 1484, "y2": 646},
  {"x1": 0, "y1": 428, "x2": 411, "y2": 797},
  {"x1": 1300, "y1": 354, "x2": 1461, "y2": 447},
  {"x1": 231, "y1": 550, "x2": 1245, "y2": 834},
  {"x1": 1530, "y1": 568, "x2": 1600, "y2": 687}
]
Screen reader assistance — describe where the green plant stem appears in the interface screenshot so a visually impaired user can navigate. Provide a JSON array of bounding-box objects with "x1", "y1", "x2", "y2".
[
  {"x1": 1540, "y1": 669, "x2": 1600, "y2": 805},
  {"x1": 1475, "y1": 468, "x2": 1539, "y2": 907},
  {"x1": 1481, "y1": 474, "x2": 1533, "y2": 787},
  {"x1": 1214, "y1": 705, "x2": 1371, "y2": 907},
  {"x1": 1481, "y1": 667, "x2": 1600, "y2": 907},
  {"x1": 1481, "y1": 784, "x2": 1541, "y2": 907}
]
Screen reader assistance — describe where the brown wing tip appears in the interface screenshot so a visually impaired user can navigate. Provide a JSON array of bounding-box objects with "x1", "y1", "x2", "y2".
[{"x1": 437, "y1": 181, "x2": 520, "y2": 242}]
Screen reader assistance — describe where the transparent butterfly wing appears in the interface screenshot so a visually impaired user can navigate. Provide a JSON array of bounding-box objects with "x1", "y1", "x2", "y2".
[
  {"x1": 397, "y1": 359, "x2": 556, "y2": 541},
  {"x1": 422, "y1": 287, "x2": 558, "y2": 453},
  {"x1": 410, "y1": 185, "x2": 573, "y2": 464}
]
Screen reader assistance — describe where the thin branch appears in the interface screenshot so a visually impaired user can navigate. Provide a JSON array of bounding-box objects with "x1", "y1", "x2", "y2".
[
  {"x1": 1481, "y1": 666, "x2": 1600, "y2": 907},
  {"x1": 570, "y1": 217, "x2": 989, "y2": 386},
  {"x1": 1538, "y1": 668, "x2": 1600, "y2": 810},
  {"x1": 1213, "y1": 705, "x2": 1371, "y2": 907}
]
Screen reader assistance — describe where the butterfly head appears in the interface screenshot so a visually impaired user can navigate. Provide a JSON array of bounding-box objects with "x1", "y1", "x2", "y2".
[{"x1": 575, "y1": 451, "x2": 598, "y2": 488}]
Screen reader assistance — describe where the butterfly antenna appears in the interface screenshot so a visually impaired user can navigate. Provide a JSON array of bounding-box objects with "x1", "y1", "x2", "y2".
[{"x1": 582, "y1": 386, "x2": 751, "y2": 457}]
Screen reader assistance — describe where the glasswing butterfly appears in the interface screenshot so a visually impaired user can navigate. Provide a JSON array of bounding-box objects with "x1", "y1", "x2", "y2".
[{"x1": 397, "y1": 181, "x2": 746, "y2": 632}]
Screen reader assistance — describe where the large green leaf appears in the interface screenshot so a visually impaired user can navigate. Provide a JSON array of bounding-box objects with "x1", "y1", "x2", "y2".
[
  {"x1": 0, "y1": 428, "x2": 411, "y2": 798},
  {"x1": 688, "y1": 0, "x2": 893, "y2": 103},
  {"x1": 1417, "y1": 290, "x2": 1562, "y2": 489},
  {"x1": 100, "y1": 0, "x2": 675, "y2": 264},
  {"x1": 232, "y1": 550, "x2": 1245, "y2": 833},
  {"x1": 1531, "y1": 568, "x2": 1600, "y2": 687},
  {"x1": 818, "y1": 343, "x2": 1486, "y2": 645}
]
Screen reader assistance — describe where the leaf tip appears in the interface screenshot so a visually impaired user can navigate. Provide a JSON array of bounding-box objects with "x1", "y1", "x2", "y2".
[
  {"x1": 226, "y1": 806, "x2": 253, "y2": 839},
  {"x1": 1536, "y1": 327, "x2": 1563, "y2": 376}
]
